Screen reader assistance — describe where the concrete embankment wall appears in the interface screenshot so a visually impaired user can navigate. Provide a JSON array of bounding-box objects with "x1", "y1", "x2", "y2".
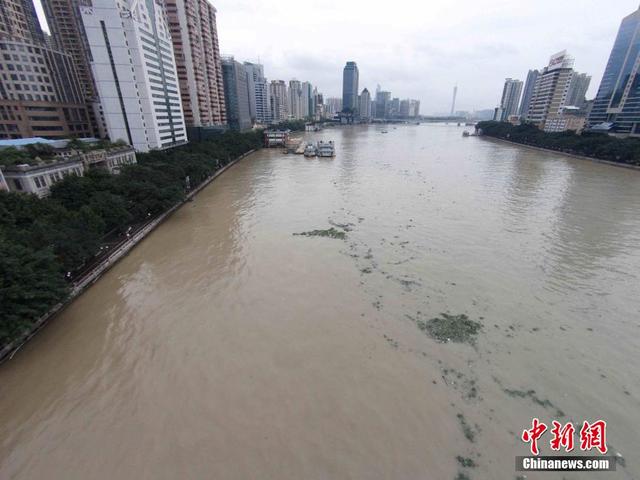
[
  {"x1": 0, "y1": 149, "x2": 257, "y2": 364},
  {"x1": 481, "y1": 136, "x2": 640, "y2": 171}
]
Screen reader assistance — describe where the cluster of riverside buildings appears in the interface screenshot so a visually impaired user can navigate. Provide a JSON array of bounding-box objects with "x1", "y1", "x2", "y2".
[
  {"x1": 492, "y1": 6, "x2": 640, "y2": 138},
  {"x1": 0, "y1": 0, "x2": 339, "y2": 196},
  {"x1": 0, "y1": 0, "x2": 333, "y2": 149},
  {"x1": 336, "y1": 61, "x2": 420, "y2": 123}
]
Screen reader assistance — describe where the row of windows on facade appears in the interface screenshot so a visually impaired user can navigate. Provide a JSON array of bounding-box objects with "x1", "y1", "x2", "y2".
[{"x1": 11, "y1": 167, "x2": 83, "y2": 192}]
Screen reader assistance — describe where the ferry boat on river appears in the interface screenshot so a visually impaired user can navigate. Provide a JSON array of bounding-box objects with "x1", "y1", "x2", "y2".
[{"x1": 316, "y1": 141, "x2": 335, "y2": 158}]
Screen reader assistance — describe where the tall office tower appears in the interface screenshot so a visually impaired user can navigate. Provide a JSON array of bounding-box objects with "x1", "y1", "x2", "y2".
[
  {"x1": 519, "y1": 69, "x2": 540, "y2": 119},
  {"x1": 589, "y1": 7, "x2": 640, "y2": 135},
  {"x1": 288, "y1": 79, "x2": 302, "y2": 119},
  {"x1": 0, "y1": 0, "x2": 92, "y2": 139},
  {"x1": 450, "y1": 85, "x2": 458, "y2": 116},
  {"x1": 269, "y1": 79, "x2": 288, "y2": 122},
  {"x1": 81, "y1": 0, "x2": 188, "y2": 151},
  {"x1": 41, "y1": 0, "x2": 107, "y2": 136},
  {"x1": 342, "y1": 61, "x2": 359, "y2": 113},
  {"x1": 244, "y1": 62, "x2": 270, "y2": 124},
  {"x1": 163, "y1": 0, "x2": 226, "y2": 128},
  {"x1": 497, "y1": 78, "x2": 523, "y2": 121},
  {"x1": 359, "y1": 88, "x2": 371, "y2": 120},
  {"x1": 526, "y1": 51, "x2": 576, "y2": 128},
  {"x1": 221, "y1": 56, "x2": 251, "y2": 130},
  {"x1": 566, "y1": 72, "x2": 591, "y2": 109}
]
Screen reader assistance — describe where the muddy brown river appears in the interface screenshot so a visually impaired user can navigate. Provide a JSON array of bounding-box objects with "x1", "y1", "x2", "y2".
[{"x1": 1, "y1": 125, "x2": 639, "y2": 479}]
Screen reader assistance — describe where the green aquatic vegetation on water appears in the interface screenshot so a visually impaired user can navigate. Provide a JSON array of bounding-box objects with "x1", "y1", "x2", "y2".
[
  {"x1": 293, "y1": 227, "x2": 346, "y2": 240},
  {"x1": 456, "y1": 413, "x2": 478, "y2": 443},
  {"x1": 417, "y1": 313, "x2": 482, "y2": 344},
  {"x1": 456, "y1": 456, "x2": 477, "y2": 468},
  {"x1": 503, "y1": 388, "x2": 565, "y2": 417}
]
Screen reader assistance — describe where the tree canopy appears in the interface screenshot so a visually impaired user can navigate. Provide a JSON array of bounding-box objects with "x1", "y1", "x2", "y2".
[{"x1": 477, "y1": 121, "x2": 640, "y2": 166}]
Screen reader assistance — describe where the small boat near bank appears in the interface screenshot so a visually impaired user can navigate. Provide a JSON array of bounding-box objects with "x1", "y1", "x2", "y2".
[{"x1": 304, "y1": 144, "x2": 317, "y2": 157}]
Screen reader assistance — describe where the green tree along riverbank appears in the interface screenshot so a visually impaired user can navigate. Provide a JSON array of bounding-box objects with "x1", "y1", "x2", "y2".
[
  {"x1": 477, "y1": 121, "x2": 640, "y2": 166},
  {"x1": 0, "y1": 130, "x2": 262, "y2": 347}
]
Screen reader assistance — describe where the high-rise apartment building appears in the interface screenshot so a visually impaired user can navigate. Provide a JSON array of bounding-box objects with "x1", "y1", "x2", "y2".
[
  {"x1": 163, "y1": 0, "x2": 226, "y2": 128},
  {"x1": 566, "y1": 72, "x2": 591, "y2": 109},
  {"x1": 41, "y1": 0, "x2": 106, "y2": 136},
  {"x1": 359, "y1": 88, "x2": 371, "y2": 120},
  {"x1": 519, "y1": 69, "x2": 540, "y2": 119},
  {"x1": 80, "y1": 0, "x2": 188, "y2": 151},
  {"x1": 0, "y1": 0, "x2": 93, "y2": 139},
  {"x1": 0, "y1": 0, "x2": 44, "y2": 43},
  {"x1": 288, "y1": 79, "x2": 302, "y2": 119},
  {"x1": 300, "y1": 81, "x2": 312, "y2": 119},
  {"x1": 526, "y1": 51, "x2": 576, "y2": 128},
  {"x1": 244, "y1": 62, "x2": 270, "y2": 124},
  {"x1": 221, "y1": 56, "x2": 251, "y2": 130},
  {"x1": 588, "y1": 7, "x2": 640, "y2": 135},
  {"x1": 496, "y1": 78, "x2": 523, "y2": 121},
  {"x1": 269, "y1": 80, "x2": 287, "y2": 122},
  {"x1": 342, "y1": 61, "x2": 359, "y2": 113}
]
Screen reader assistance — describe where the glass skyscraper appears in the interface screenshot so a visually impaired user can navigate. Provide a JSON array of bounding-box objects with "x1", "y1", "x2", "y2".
[
  {"x1": 588, "y1": 7, "x2": 640, "y2": 135},
  {"x1": 342, "y1": 61, "x2": 359, "y2": 113}
]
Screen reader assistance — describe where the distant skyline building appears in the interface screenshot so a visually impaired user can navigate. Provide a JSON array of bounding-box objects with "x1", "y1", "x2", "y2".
[
  {"x1": 359, "y1": 88, "x2": 371, "y2": 120},
  {"x1": 409, "y1": 99, "x2": 420, "y2": 117},
  {"x1": 342, "y1": 61, "x2": 359, "y2": 113},
  {"x1": 325, "y1": 97, "x2": 342, "y2": 115},
  {"x1": 519, "y1": 69, "x2": 540, "y2": 119},
  {"x1": 526, "y1": 50, "x2": 576, "y2": 128},
  {"x1": 0, "y1": 0, "x2": 93, "y2": 139},
  {"x1": 221, "y1": 56, "x2": 252, "y2": 130},
  {"x1": 301, "y1": 81, "x2": 312, "y2": 118},
  {"x1": 495, "y1": 78, "x2": 523, "y2": 121},
  {"x1": 450, "y1": 85, "x2": 458, "y2": 116},
  {"x1": 588, "y1": 6, "x2": 640, "y2": 135},
  {"x1": 269, "y1": 80, "x2": 288, "y2": 122},
  {"x1": 81, "y1": 0, "x2": 187, "y2": 150},
  {"x1": 288, "y1": 79, "x2": 302, "y2": 119},
  {"x1": 313, "y1": 88, "x2": 324, "y2": 120},
  {"x1": 164, "y1": 0, "x2": 226, "y2": 128},
  {"x1": 375, "y1": 90, "x2": 391, "y2": 119}
]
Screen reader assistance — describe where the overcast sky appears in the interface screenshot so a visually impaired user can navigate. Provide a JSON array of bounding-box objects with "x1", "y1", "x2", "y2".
[
  {"x1": 213, "y1": 0, "x2": 639, "y2": 114},
  {"x1": 34, "y1": 0, "x2": 640, "y2": 114}
]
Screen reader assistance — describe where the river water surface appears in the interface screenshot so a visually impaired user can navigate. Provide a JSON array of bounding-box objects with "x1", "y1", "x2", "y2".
[{"x1": 1, "y1": 125, "x2": 639, "y2": 479}]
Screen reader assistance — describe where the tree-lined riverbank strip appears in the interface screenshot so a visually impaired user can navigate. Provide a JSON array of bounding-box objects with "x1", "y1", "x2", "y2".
[
  {"x1": 476, "y1": 120, "x2": 640, "y2": 169},
  {"x1": 0, "y1": 149, "x2": 257, "y2": 364},
  {"x1": 480, "y1": 136, "x2": 640, "y2": 171}
]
